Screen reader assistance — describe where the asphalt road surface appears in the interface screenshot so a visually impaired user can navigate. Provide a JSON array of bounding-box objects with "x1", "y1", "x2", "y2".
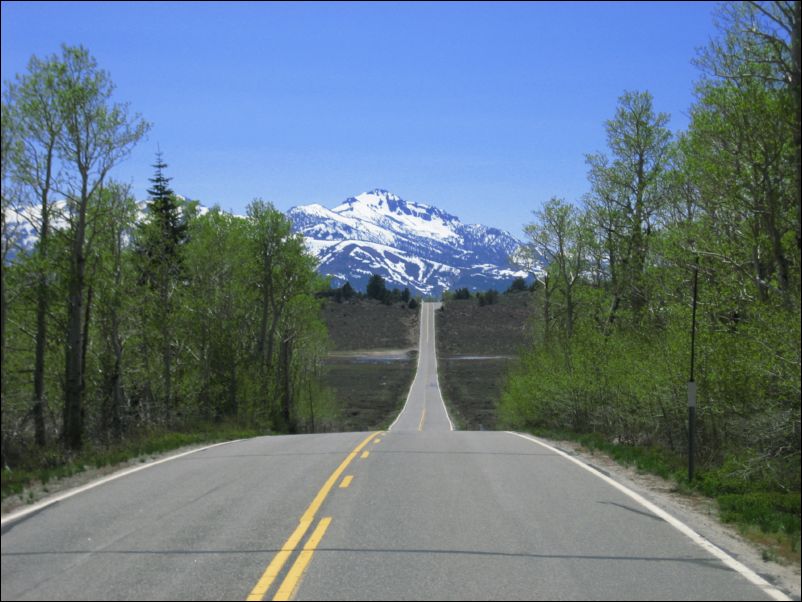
[{"x1": 0, "y1": 303, "x2": 788, "y2": 601}]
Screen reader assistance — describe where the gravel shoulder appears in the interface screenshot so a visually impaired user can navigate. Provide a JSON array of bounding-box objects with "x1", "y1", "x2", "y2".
[{"x1": 538, "y1": 434, "x2": 801, "y2": 600}]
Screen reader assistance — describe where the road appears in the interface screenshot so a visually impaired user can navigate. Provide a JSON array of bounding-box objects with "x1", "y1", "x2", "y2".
[
  {"x1": 389, "y1": 301, "x2": 453, "y2": 433},
  {"x1": 0, "y1": 303, "x2": 789, "y2": 601}
]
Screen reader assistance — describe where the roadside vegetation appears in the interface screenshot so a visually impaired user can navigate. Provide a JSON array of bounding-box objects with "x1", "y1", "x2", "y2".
[
  {"x1": 1, "y1": 421, "x2": 261, "y2": 504},
  {"x1": 1, "y1": 45, "x2": 331, "y2": 500},
  {"x1": 499, "y1": 3, "x2": 800, "y2": 563}
]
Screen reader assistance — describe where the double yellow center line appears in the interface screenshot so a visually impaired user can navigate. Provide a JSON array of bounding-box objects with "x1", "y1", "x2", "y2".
[{"x1": 246, "y1": 431, "x2": 382, "y2": 601}]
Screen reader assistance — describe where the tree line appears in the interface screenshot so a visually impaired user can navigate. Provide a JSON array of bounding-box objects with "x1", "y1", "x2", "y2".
[
  {"x1": 1, "y1": 45, "x2": 329, "y2": 468},
  {"x1": 317, "y1": 274, "x2": 418, "y2": 307},
  {"x1": 501, "y1": 2, "x2": 800, "y2": 494}
]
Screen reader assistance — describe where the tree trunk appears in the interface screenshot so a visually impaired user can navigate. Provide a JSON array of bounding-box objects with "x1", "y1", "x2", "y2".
[
  {"x1": 33, "y1": 205, "x2": 49, "y2": 447},
  {"x1": 281, "y1": 337, "x2": 294, "y2": 433},
  {"x1": 792, "y1": 0, "x2": 801, "y2": 254},
  {"x1": 161, "y1": 280, "x2": 172, "y2": 424},
  {"x1": 64, "y1": 177, "x2": 89, "y2": 451},
  {"x1": 33, "y1": 146, "x2": 55, "y2": 448}
]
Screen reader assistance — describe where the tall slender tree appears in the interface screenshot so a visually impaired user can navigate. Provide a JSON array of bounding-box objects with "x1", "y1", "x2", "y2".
[
  {"x1": 137, "y1": 150, "x2": 187, "y2": 421},
  {"x1": 524, "y1": 198, "x2": 588, "y2": 340},
  {"x1": 55, "y1": 45, "x2": 149, "y2": 450},
  {"x1": 5, "y1": 54, "x2": 65, "y2": 447},
  {"x1": 695, "y1": 1, "x2": 800, "y2": 255},
  {"x1": 585, "y1": 90, "x2": 673, "y2": 323}
]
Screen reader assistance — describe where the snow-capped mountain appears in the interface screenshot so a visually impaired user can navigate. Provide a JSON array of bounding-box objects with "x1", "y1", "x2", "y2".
[
  {"x1": 5, "y1": 189, "x2": 540, "y2": 296},
  {"x1": 288, "y1": 189, "x2": 533, "y2": 296}
]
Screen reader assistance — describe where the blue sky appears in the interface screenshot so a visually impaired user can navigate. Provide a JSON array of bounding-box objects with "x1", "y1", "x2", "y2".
[{"x1": 2, "y1": 1, "x2": 718, "y2": 237}]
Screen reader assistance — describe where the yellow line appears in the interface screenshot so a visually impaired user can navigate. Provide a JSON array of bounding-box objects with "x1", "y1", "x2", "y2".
[
  {"x1": 273, "y1": 517, "x2": 332, "y2": 601},
  {"x1": 301, "y1": 433, "x2": 378, "y2": 524},
  {"x1": 361, "y1": 450, "x2": 370, "y2": 459},
  {"x1": 418, "y1": 407, "x2": 426, "y2": 431},
  {"x1": 246, "y1": 520, "x2": 311, "y2": 601},
  {"x1": 339, "y1": 475, "x2": 353, "y2": 489},
  {"x1": 246, "y1": 432, "x2": 379, "y2": 601}
]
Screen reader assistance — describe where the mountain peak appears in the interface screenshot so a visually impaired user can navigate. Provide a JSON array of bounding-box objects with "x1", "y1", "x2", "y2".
[
  {"x1": 366, "y1": 188, "x2": 396, "y2": 198},
  {"x1": 346, "y1": 189, "x2": 404, "y2": 207},
  {"x1": 289, "y1": 190, "x2": 532, "y2": 295}
]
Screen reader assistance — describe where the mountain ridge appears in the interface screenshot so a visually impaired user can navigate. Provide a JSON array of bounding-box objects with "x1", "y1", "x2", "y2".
[
  {"x1": 4, "y1": 188, "x2": 539, "y2": 295},
  {"x1": 288, "y1": 189, "x2": 533, "y2": 296}
]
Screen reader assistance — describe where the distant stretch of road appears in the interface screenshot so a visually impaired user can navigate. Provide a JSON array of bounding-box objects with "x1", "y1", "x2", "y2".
[
  {"x1": 1, "y1": 302, "x2": 788, "y2": 600},
  {"x1": 388, "y1": 301, "x2": 453, "y2": 433}
]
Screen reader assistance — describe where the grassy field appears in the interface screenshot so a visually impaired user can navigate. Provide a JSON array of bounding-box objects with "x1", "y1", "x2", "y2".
[
  {"x1": 438, "y1": 358, "x2": 515, "y2": 430},
  {"x1": 322, "y1": 356, "x2": 417, "y2": 431},
  {"x1": 322, "y1": 298, "x2": 419, "y2": 350},
  {"x1": 436, "y1": 293, "x2": 535, "y2": 430},
  {"x1": 320, "y1": 298, "x2": 420, "y2": 431},
  {"x1": 436, "y1": 293, "x2": 535, "y2": 356}
]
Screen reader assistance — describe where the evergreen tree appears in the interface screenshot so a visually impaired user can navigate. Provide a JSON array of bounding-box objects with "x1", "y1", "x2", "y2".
[
  {"x1": 143, "y1": 150, "x2": 187, "y2": 272},
  {"x1": 341, "y1": 281, "x2": 355, "y2": 300},
  {"x1": 366, "y1": 274, "x2": 387, "y2": 301},
  {"x1": 137, "y1": 150, "x2": 187, "y2": 422},
  {"x1": 507, "y1": 277, "x2": 528, "y2": 293}
]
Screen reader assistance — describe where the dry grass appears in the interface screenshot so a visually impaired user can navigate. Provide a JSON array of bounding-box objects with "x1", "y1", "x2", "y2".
[
  {"x1": 436, "y1": 293, "x2": 534, "y2": 430},
  {"x1": 320, "y1": 298, "x2": 420, "y2": 431}
]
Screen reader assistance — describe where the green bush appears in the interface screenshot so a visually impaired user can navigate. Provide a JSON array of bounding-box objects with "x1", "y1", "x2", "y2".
[{"x1": 718, "y1": 492, "x2": 801, "y2": 535}]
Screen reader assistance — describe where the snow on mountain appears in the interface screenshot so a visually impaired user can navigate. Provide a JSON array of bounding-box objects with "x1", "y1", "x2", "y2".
[
  {"x1": 289, "y1": 189, "x2": 534, "y2": 296},
  {"x1": 2, "y1": 196, "x2": 205, "y2": 262},
  {"x1": 6, "y1": 188, "x2": 540, "y2": 296}
]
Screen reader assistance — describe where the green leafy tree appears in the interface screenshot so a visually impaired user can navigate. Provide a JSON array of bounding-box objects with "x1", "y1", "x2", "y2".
[
  {"x1": 4, "y1": 53, "x2": 65, "y2": 447},
  {"x1": 54, "y1": 45, "x2": 150, "y2": 450},
  {"x1": 92, "y1": 182, "x2": 139, "y2": 440},
  {"x1": 524, "y1": 198, "x2": 589, "y2": 340},
  {"x1": 695, "y1": 1, "x2": 800, "y2": 254},
  {"x1": 585, "y1": 90, "x2": 673, "y2": 323},
  {"x1": 248, "y1": 199, "x2": 292, "y2": 418}
]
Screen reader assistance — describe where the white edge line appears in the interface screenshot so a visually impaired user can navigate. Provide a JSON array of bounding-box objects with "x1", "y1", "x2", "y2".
[
  {"x1": 506, "y1": 431, "x2": 790, "y2": 602},
  {"x1": 1, "y1": 439, "x2": 242, "y2": 526}
]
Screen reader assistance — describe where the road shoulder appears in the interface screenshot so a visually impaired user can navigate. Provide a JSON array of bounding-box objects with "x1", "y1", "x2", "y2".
[{"x1": 533, "y1": 433, "x2": 801, "y2": 600}]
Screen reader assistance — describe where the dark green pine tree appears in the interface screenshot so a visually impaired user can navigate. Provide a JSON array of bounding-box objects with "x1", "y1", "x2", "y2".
[
  {"x1": 146, "y1": 150, "x2": 187, "y2": 264},
  {"x1": 366, "y1": 274, "x2": 387, "y2": 301},
  {"x1": 137, "y1": 150, "x2": 188, "y2": 421}
]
